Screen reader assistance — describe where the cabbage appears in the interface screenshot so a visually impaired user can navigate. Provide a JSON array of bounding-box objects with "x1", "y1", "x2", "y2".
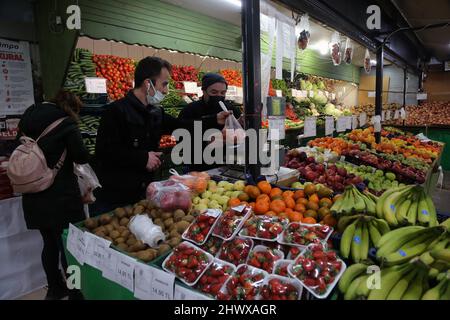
[
  {"x1": 310, "y1": 92, "x2": 328, "y2": 105},
  {"x1": 324, "y1": 103, "x2": 343, "y2": 117}
]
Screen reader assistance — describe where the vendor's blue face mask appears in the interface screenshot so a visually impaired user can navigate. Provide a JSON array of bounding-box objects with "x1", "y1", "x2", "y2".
[{"x1": 146, "y1": 80, "x2": 166, "y2": 105}]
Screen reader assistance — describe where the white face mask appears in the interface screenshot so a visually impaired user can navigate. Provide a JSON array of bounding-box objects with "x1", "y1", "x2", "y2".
[{"x1": 146, "y1": 80, "x2": 166, "y2": 105}]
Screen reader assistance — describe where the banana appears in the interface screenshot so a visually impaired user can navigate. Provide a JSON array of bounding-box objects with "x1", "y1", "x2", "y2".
[
  {"x1": 401, "y1": 270, "x2": 425, "y2": 300},
  {"x1": 362, "y1": 194, "x2": 377, "y2": 216},
  {"x1": 339, "y1": 263, "x2": 368, "y2": 293},
  {"x1": 430, "y1": 248, "x2": 450, "y2": 263},
  {"x1": 360, "y1": 222, "x2": 370, "y2": 261},
  {"x1": 417, "y1": 191, "x2": 431, "y2": 226},
  {"x1": 347, "y1": 189, "x2": 357, "y2": 213},
  {"x1": 373, "y1": 218, "x2": 390, "y2": 235},
  {"x1": 396, "y1": 198, "x2": 412, "y2": 225},
  {"x1": 376, "y1": 226, "x2": 424, "y2": 253},
  {"x1": 419, "y1": 251, "x2": 435, "y2": 266},
  {"x1": 386, "y1": 268, "x2": 418, "y2": 300},
  {"x1": 441, "y1": 280, "x2": 450, "y2": 300},
  {"x1": 441, "y1": 217, "x2": 450, "y2": 229},
  {"x1": 367, "y1": 264, "x2": 413, "y2": 300},
  {"x1": 406, "y1": 195, "x2": 419, "y2": 225},
  {"x1": 364, "y1": 190, "x2": 379, "y2": 203},
  {"x1": 340, "y1": 220, "x2": 357, "y2": 259},
  {"x1": 368, "y1": 219, "x2": 382, "y2": 247},
  {"x1": 351, "y1": 221, "x2": 363, "y2": 262},
  {"x1": 344, "y1": 275, "x2": 365, "y2": 300},
  {"x1": 430, "y1": 260, "x2": 450, "y2": 272},
  {"x1": 383, "y1": 187, "x2": 414, "y2": 227},
  {"x1": 337, "y1": 215, "x2": 360, "y2": 233},
  {"x1": 376, "y1": 185, "x2": 413, "y2": 219},
  {"x1": 425, "y1": 194, "x2": 438, "y2": 227},
  {"x1": 382, "y1": 236, "x2": 437, "y2": 266},
  {"x1": 355, "y1": 273, "x2": 372, "y2": 298},
  {"x1": 422, "y1": 278, "x2": 447, "y2": 300}
]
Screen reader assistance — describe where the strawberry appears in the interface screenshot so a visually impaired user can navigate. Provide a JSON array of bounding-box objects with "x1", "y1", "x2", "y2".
[
  {"x1": 185, "y1": 213, "x2": 219, "y2": 245},
  {"x1": 218, "y1": 237, "x2": 252, "y2": 266},
  {"x1": 223, "y1": 265, "x2": 266, "y2": 300}
]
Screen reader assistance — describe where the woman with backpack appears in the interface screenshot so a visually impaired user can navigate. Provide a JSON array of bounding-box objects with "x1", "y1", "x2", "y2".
[{"x1": 15, "y1": 90, "x2": 89, "y2": 299}]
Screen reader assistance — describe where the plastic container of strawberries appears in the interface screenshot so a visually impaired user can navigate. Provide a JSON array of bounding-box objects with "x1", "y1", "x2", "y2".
[
  {"x1": 247, "y1": 245, "x2": 285, "y2": 273},
  {"x1": 259, "y1": 274, "x2": 303, "y2": 300},
  {"x1": 272, "y1": 259, "x2": 293, "y2": 278},
  {"x1": 182, "y1": 209, "x2": 222, "y2": 246},
  {"x1": 239, "y1": 215, "x2": 289, "y2": 242},
  {"x1": 212, "y1": 205, "x2": 252, "y2": 241},
  {"x1": 278, "y1": 222, "x2": 334, "y2": 248},
  {"x1": 216, "y1": 237, "x2": 254, "y2": 266},
  {"x1": 195, "y1": 258, "x2": 236, "y2": 298}
]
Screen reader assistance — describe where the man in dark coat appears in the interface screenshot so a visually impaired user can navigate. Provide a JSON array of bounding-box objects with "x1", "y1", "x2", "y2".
[
  {"x1": 94, "y1": 57, "x2": 229, "y2": 213},
  {"x1": 178, "y1": 73, "x2": 242, "y2": 172}
]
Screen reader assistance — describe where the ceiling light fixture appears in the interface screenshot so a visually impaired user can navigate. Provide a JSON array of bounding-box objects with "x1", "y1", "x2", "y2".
[
  {"x1": 225, "y1": 0, "x2": 241, "y2": 7},
  {"x1": 309, "y1": 40, "x2": 330, "y2": 55}
]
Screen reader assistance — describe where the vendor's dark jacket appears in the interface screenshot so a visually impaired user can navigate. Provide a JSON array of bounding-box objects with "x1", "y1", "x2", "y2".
[
  {"x1": 178, "y1": 98, "x2": 241, "y2": 172},
  {"x1": 95, "y1": 91, "x2": 218, "y2": 205},
  {"x1": 19, "y1": 103, "x2": 89, "y2": 230}
]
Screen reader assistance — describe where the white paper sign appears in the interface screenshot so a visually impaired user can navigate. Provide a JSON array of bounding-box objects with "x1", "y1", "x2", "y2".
[
  {"x1": 400, "y1": 108, "x2": 406, "y2": 119},
  {"x1": 417, "y1": 93, "x2": 427, "y2": 100},
  {"x1": 352, "y1": 115, "x2": 358, "y2": 129},
  {"x1": 336, "y1": 117, "x2": 346, "y2": 132},
  {"x1": 183, "y1": 81, "x2": 198, "y2": 94},
  {"x1": 236, "y1": 87, "x2": 243, "y2": 98},
  {"x1": 227, "y1": 86, "x2": 238, "y2": 96},
  {"x1": 67, "y1": 224, "x2": 86, "y2": 265},
  {"x1": 345, "y1": 116, "x2": 352, "y2": 130},
  {"x1": 368, "y1": 91, "x2": 376, "y2": 98},
  {"x1": 303, "y1": 117, "x2": 316, "y2": 138},
  {"x1": 275, "y1": 90, "x2": 282, "y2": 97},
  {"x1": 268, "y1": 118, "x2": 285, "y2": 140},
  {"x1": 102, "y1": 248, "x2": 119, "y2": 282},
  {"x1": 134, "y1": 263, "x2": 154, "y2": 300},
  {"x1": 85, "y1": 77, "x2": 107, "y2": 94},
  {"x1": 359, "y1": 112, "x2": 367, "y2": 126},
  {"x1": 174, "y1": 284, "x2": 212, "y2": 300},
  {"x1": 150, "y1": 267, "x2": 175, "y2": 300},
  {"x1": 115, "y1": 254, "x2": 136, "y2": 292},
  {"x1": 196, "y1": 87, "x2": 203, "y2": 98},
  {"x1": 331, "y1": 93, "x2": 336, "y2": 100},
  {"x1": 325, "y1": 116, "x2": 335, "y2": 136},
  {"x1": 394, "y1": 110, "x2": 400, "y2": 119},
  {"x1": 386, "y1": 110, "x2": 391, "y2": 120},
  {"x1": 372, "y1": 115, "x2": 381, "y2": 132},
  {"x1": 381, "y1": 111, "x2": 386, "y2": 122},
  {"x1": 0, "y1": 39, "x2": 35, "y2": 115},
  {"x1": 84, "y1": 232, "x2": 111, "y2": 270},
  {"x1": 291, "y1": 89, "x2": 298, "y2": 97}
]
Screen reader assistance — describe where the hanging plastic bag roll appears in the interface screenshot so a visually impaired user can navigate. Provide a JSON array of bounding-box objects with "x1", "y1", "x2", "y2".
[{"x1": 128, "y1": 215, "x2": 165, "y2": 248}]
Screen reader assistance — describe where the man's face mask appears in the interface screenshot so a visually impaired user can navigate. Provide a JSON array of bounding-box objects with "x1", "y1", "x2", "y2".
[
  {"x1": 146, "y1": 80, "x2": 166, "y2": 105},
  {"x1": 207, "y1": 95, "x2": 226, "y2": 107}
]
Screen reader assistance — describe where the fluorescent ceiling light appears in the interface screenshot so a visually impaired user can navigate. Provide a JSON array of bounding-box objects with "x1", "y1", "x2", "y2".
[
  {"x1": 225, "y1": 0, "x2": 241, "y2": 7},
  {"x1": 311, "y1": 40, "x2": 330, "y2": 55}
]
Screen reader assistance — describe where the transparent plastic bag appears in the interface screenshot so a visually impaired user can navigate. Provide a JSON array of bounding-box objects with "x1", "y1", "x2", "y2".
[
  {"x1": 168, "y1": 169, "x2": 210, "y2": 194},
  {"x1": 344, "y1": 38, "x2": 353, "y2": 64},
  {"x1": 364, "y1": 48, "x2": 372, "y2": 73},
  {"x1": 297, "y1": 14, "x2": 311, "y2": 50},
  {"x1": 330, "y1": 32, "x2": 342, "y2": 66},
  {"x1": 146, "y1": 180, "x2": 192, "y2": 212},
  {"x1": 222, "y1": 115, "x2": 246, "y2": 145},
  {"x1": 73, "y1": 163, "x2": 101, "y2": 204}
]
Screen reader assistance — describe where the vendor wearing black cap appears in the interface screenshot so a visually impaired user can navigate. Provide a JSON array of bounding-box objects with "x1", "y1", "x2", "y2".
[{"x1": 178, "y1": 73, "x2": 242, "y2": 172}]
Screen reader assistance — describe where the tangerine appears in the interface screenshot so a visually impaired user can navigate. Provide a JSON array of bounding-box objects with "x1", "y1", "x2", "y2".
[
  {"x1": 293, "y1": 190, "x2": 305, "y2": 200},
  {"x1": 270, "y1": 199, "x2": 286, "y2": 214},
  {"x1": 270, "y1": 188, "x2": 283, "y2": 199},
  {"x1": 257, "y1": 181, "x2": 272, "y2": 195},
  {"x1": 302, "y1": 217, "x2": 317, "y2": 224},
  {"x1": 254, "y1": 201, "x2": 270, "y2": 215}
]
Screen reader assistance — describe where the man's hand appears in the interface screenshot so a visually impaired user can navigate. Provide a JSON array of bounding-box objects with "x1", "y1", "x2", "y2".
[
  {"x1": 217, "y1": 111, "x2": 231, "y2": 125},
  {"x1": 146, "y1": 151, "x2": 163, "y2": 171}
]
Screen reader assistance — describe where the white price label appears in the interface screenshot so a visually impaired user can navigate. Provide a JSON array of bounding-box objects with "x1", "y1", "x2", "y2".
[
  {"x1": 345, "y1": 116, "x2": 352, "y2": 130},
  {"x1": 67, "y1": 224, "x2": 86, "y2": 265},
  {"x1": 174, "y1": 284, "x2": 212, "y2": 300},
  {"x1": 275, "y1": 90, "x2": 282, "y2": 97},
  {"x1": 400, "y1": 108, "x2": 406, "y2": 119},
  {"x1": 394, "y1": 110, "x2": 400, "y2": 119},
  {"x1": 331, "y1": 93, "x2": 336, "y2": 100},
  {"x1": 352, "y1": 115, "x2": 359, "y2": 129},
  {"x1": 381, "y1": 111, "x2": 386, "y2": 122},
  {"x1": 227, "y1": 86, "x2": 238, "y2": 96},
  {"x1": 196, "y1": 87, "x2": 203, "y2": 97},
  {"x1": 268, "y1": 118, "x2": 285, "y2": 140},
  {"x1": 368, "y1": 91, "x2": 376, "y2": 98},
  {"x1": 206, "y1": 209, "x2": 222, "y2": 218},
  {"x1": 134, "y1": 263, "x2": 154, "y2": 300},
  {"x1": 359, "y1": 112, "x2": 367, "y2": 126},
  {"x1": 85, "y1": 77, "x2": 107, "y2": 94},
  {"x1": 325, "y1": 116, "x2": 335, "y2": 136},
  {"x1": 232, "y1": 204, "x2": 246, "y2": 212},
  {"x1": 417, "y1": 93, "x2": 427, "y2": 100},
  {"x1": 303, "y1": 117, "x2": 316, "y2": 138},
  {"x1": 309, "y1": 90, "x2": 314, "y2": 97},
  {"x1": 84, "y1": 233, "x2": 111, "y2": 270},
  {"x1": 336, "y1": 117, "x2": 346, "y2": 132},
  {"x1": 236, "y1": 87, "x2": 243, "y2": 98},
  {"x1": 372, "y1": 115, "x2": 382, "y2": 132},
  {"x1": 150, "y1": 267, "x2": 175, "y2": 300},
  {"x1": 102, "y1": 248, "x2": 119, "y2": 282},
  {"x1": 299, "y1": 90, "x2": 307, "y2": 98},
  {"x1": 115, "y1": 255, "x2": 136, "y2": 292},
  {"x1": 183, "y1": 81, "x2": 199, "y2": 94},
  {"x1": 291, "y1": 89, "x2": 298, "y2": 97}
]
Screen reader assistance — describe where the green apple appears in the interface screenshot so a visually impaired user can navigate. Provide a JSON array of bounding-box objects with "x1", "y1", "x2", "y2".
[
  {"x1": 195, "y1": 204, "x2": 208, "y2": 212},
  {"x1": 223, "y1": 183, "x2": 234, "y2": 191},
  {"x1": 209, "y1": 200, "x2": 220, "y2": 209},
  {"x1": 222, "y1": 203, "x2": 228, "y2": 211},
  {"x1": 199, "y1": 198, "x2": 210, "y2": 206},
  {"x1": 208, "y1": 180, "x2": 217, "y2": 189},
  {"x1": 231, "y1": 191, "x2": 242, "y2": 198},
  {"x1": 217, "y1": 181, "x2": 228, "y2": 188},
  {"x1": 233, "y1": 180, "x2": 245, "y2": 191},
  {"x1": 210, "y1": 194, "x2": 221, "y2": 202},
  {"x1": 192, "y1": 196, "x2": 201, "y2": 205},
  {"x1": 201, "y1": 191, "x2": 212, "y2": 199},
  {"x1": 218, "y1": 196, "x2": 230, "y2": 206},
  {"x1": 209, "y1": 185, "x2": 218, "y2": 193},
  {"x1": 225, "y1": 191, "x2": 234, "y2": 198},
  {"x1": 215, "y1": 187, "x2": 225, "y2": 195},
  {"x1": 291, "y1": 182, "x2": 303, "y2": 189}
]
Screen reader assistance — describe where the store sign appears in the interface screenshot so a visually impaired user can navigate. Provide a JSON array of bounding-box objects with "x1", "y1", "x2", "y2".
[
  {"x1": 83, "y1": 232, "x2": 111, "y2": 270},
  {"x1": 150, "y1": 267, "x2": 175, "y2": 300},
  {"x1": 183, "y1": 81, "x2": 198, "y2": 94},
  {"x1": 417, "y1": 93, "x2": 428, "y2": 100},
  {"x1": 85, "y1": 77, "x2": 107, "y2": 94},
  {"x1": 325, "y1": 116, "x2": 334, "y2": 136},
  {"x1": 336, "y1": 117, "x2": 346, "y2": 132},
  {"x1": 67, "y1": 224, "x2": 86, "y2": 265},
  {"x1": 359, "y1": 112, "x2": 367, "y2": 126},
  {"x1": 303, "y1": 117, "x2": 316, "y2": 138},
  {"x1": 352, "y1": 115, "x2": 359, "y2": 129},
  {"x1": 0, "y1": 38, "x2": 35, "y2": 115},
  {"x1": 174, "y1": 284, "x2": 211, "y2": 300}
]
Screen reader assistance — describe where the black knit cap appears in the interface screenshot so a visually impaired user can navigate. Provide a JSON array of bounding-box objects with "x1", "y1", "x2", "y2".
[{"x1": 201, "y1": 73, "x2": 228, "y2": 91}]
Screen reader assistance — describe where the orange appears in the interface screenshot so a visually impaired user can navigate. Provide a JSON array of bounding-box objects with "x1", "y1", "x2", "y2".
[
  {"x1": 284, "y1": 197, "x2": 296, "y2": 209},
  {"x1": 289, "y1": 211, "x2": 303, "y2": 222},
  {"x1": 278, "y1": 212, "x2": 289, "y2": 219},
  {"x1": 302, "y1": 217, "x2": 317, "y2": 224},
  {"x1": 249, "y1": 202, "x2": 256, "y2": 210},
  {"x1": 293, "y1": 190, "x2": 305, "y2": 200},
  {"x1": 256, "y1": 194, "x2": 270, "y2": 203},
  {"x1": 309, "y1": 194, "x2": 320, "y2": 204},
  {"x1": 322, "y1": 214, "x2": 337, "y2": 227},
  {"x1": 257, "y1": 181, "x2": 272, "y2": 195},
  {"x1": 266, "y1": 211, "x2": 277, "y2": 217},
  {"x1": 245, "y1": 186, "x2": 261, "y2": 200},
  {"x1": 294, "y1": 203, "x2": 306, "y2": 213},
  {"x1": 270, "y1": 188, "x2": 283, "y2": 199},
  {"x1": 238, "y1": 193, "x2": 250, "y2": 202},
  {"x1": 297, "y1": 198, "x2": 309, "y2": 206},
  {"x1": 319, "y1": 198, "x2": 333, "y2": 208},
  {"x1": 306, "y1": 201, "x2": 319, "y2": 211},
  {"x1": 285, "y1": 208, "x2": 294, "y2": 215},
  {"x1": 254, "y1": 200, "x2": 270, "y2": 215},
  {"x1": 304, "y1": 209, "x2": 318, "y2": 219},
  {"x1": 270, "y1": 199, "x2": 286, "y2": 214},
  {"x1": 228, "y1": 198, "x2": 241, "y2": 207},
  {"x1": 282, "y1": 191, "x2": 294, "y2": 199},
  {"x1": 195, "y1": 179, "x2": 208, "y2": 193}
]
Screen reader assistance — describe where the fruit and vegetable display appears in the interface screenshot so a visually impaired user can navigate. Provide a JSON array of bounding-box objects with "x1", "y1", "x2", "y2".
[
  {"x1": 63, "y1": 48, "x2": 96, "y2": 97},
  {"x1": 350, "y1": 103, "x2": 402, "y2": 117},
  {"x1": 220, "y1": 69, "x2": 242, "y2": 87},
  {"x1": 170, "y1": 65, "x2": 199, "y2": 92},
  {"x1": 199, "y1": 236, "x2": 223, "y2": 256},
  {"x1": 192, "y1": 180, "x2": 246, "y2": 212},
  {"x1": 388, "y1": 102, "x2": 450, "y2": 126},
  {"x1": 158, "y1": 135, "x2": 177, "y2": 149},
  {"x1": 213, "y1": 206, "x2": 252, "y2": 240}
]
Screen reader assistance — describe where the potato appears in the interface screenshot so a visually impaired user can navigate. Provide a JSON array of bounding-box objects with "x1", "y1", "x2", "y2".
[
  {"x1": 169, "y1": 230, "x2": 180, "y2": 238},
  {"x1": 109, "y1": 230, "x2": 120, "y2": 240},
  {"x1": 126, "y1": 238, "x2": 137, "y2": 246},
  {"x1": 125, "y1": 207, "x2": 134, "y2": 217},
  {"x1": 121, "y1": 230, "x2": 130, "y2": 238},
  {"x1": 115, "y1": 237, "x2": 125, "y2": 245},
  {"x1": 133, "y1": 205, "x2": 145, "y2": 215},
  {"x1": 164, "y1": 218, "x2": 174, "y2": 228},
  {"x1": 173, "y1": 209, "x2": 185, "y2": 222},
  {"x1": 84, "y1": 218, "x2": 98, "y2": 230},
  {"x1": 176, "y1": 221, "x2": 190, "y2": 234},
  {"x1": 114, "y1": 207, "x2": 127, "y2": 219},
  {"x1": 182, "y1": 215, "x2": 195, "y2": 223},
  {"x1": 99, "y1": 214, "x2": 112, "y2": 225},
  {"x1": 168, "y1": 237, "x2": 181, "y2": 248},
  {"x1": 105, "y1": 224, "x2": 114, "y2": 234},
  {"x1": 120, "y1": 217, "x2": 130, "y2": 226},
  {"x1": 116, "y1": 243, "x2": 128, "y2": 251},
  {"x1": 158, "y1": 244, "x2": 171, "y2": 256}
]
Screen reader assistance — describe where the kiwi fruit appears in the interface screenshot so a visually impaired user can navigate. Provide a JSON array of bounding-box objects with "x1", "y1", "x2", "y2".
[
  {"x1": 158, "y1": 244, "x2": 171, "y2": 256},
  {"x1": 150, "y1": 209, "x2": 158, "y2": 219},
  {"x1": 115, "y1": 237, "x2": 125, "y2": 245},
  {"x1": 168, "y1": 237, "x2": 181, "y2": 248},
  {"x1": 133, "y1": 205, "x2": 145, "y2": 215},
  {"x1": 176, "y1": 221, "x2": 190, "y2": 233},
  {"x1": 109, "y1": 230, "x2": 120, "y2": 240},
  {"x1": 129, "y1": 241, "x2": 146, "y2": 253},
  {"x1": 94, "y1": 230, "x2": 106, "y2": 238},
  {"x1": 93, "y1": 226, "x2": 106, "y2": 234},
  {"x1": 173, "y1": 210, "x2": 185, "y2": 222},
  {"x1": 154, "y1": 221, "x2": 165, "y2": 230},
  {"x1": 117, "y1": 226, "x2": 127, "y2": 233},
  {"x1": 137, "y1": 250, "x2": 155, "y2": 262},
  {"x1": 125, "y1": 207, "x2": 134, "y2": 217},
  {"x1": 154, "y1": 218, "x2": 163, "y2": 225},
  {"x1": 104, "y1": 236, "x2": 113, "y2": 242},
  {"x1": 105, "y1": 224, "x2": 114, "y2": 234},
  {"x1": 182, "y1": 215, "x2": 195, "y2": 223},
  {"x1": 138, "y1": 199, "x2": 149, "y2": 207},
  {"x1": 114, "y1": 207, "x2": 127, "y2": 219},
  {"x1": 147, "y1": 248, "x2": 158, "y2": 258},
  {"x1": 116, "y1": 243, "x2": 128, "y2": 251},
  {"x1": 161, "y1": 212, "x2": 173, "y2": 220},
  {"x1": 84, "y1": 218, "x2": 98, "y2": 230},
  {"x1": 121, "y1": 230, "x2": 130, "y2": 238},
  {"x1": 119, "y1": 217, "x2": 130, "y2": 226},
  {"x1": 111, "y1": 219, "x2": 121, "y2": 230},
  {"x1": 164, "y1": 218, "x2": 174, "y2": 228},
  {"x1": 99, "y1": 214, "x2": 112, "y2": 225},
  {"x1": 169, "y1": 230, "x2": 180, "y2": 238},
  {"x1": 129, "y1": 252, "x2": 138, "y2": 257},
  {"x1": 126, "y1": 238, "x2": 137, "y2": 246}
]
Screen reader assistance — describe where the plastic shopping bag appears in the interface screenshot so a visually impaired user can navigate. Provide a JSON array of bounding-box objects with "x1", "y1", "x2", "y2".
[
  {"x1": 73, "y1": 163, "x2": 101, "y2": 205},
  {"x1": 222, "y1": 114, "x2": 246, "y2": 145},
  {"x1": 297, "y1": 14, "x2": 311, "y2": 50},
  {"x1": 330, "y1": 32, "x2": 342, "y2": 66},
  {"x1": 168, "y1": 169, "x2": 210, "y2": 194},
  {"x1": 344, "y1": 38, "x2": 353, "y2": 64},
  {"x1": 364, "y1": 49, "x2": 372, "y2": 73},
  {"x1": 146, "y1": 180, "x2": 192, "y2": 212}
]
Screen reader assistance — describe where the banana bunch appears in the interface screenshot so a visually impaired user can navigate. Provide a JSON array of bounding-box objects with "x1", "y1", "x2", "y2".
[
  {"x1": 340, "y1": 215, "x2": 390, "y2": 262},
  {"x1": 331, "y1": 185, "x2": 378, "y2": 216},
  {"x1": 376, "y1": 185, "x2": 438, "y2": 227},
  {"x1": 422, "y1": 272, "x2": 450, "y2": 300},
  {"x1": 64, "y1": 48, "x2": 96, "y2": 97},
  {"x1": 376, "y1": 225, "x2": 446, "y2": 266},
  {"x1": 339, "y1": 262, "x2": 434, "y2": 300},
  {"x1": 419, "y1": 219, "x2": 450, "y2": 278}
]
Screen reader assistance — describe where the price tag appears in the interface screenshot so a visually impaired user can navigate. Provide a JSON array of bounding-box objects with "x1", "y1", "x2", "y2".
[
  {"x1": 309, "y1": 90, "x2": 314, "y2": 97},
  {"x1": 102, "y1": 248, "x2": 119, "y2": 282},
  {"x1": 381, "y1": 111, "x2": 386, "y2": 122},
  {"x1": 372, "y1": 115, "x2": 382, "y2": 132},
  {"x1": 352, "y1": 115, "x2": 359, "y2": 129},
  {"x1": 417, "y1": 93, "x2": 427, "y2": 100},
  {"x1": 183, "y1": 81, "x2": 199, "y2": 94},
  {"x1": 303, "y1": 117, "x2": 316, "y2": 138},
  {"x1": 268, "y1": 118, "x2": 285, "y2": 140},
  {"x1": 400, "y1": 108, "x2": 406, "y2": 119},
  {"x1": 84, "y1": 232, "x2": 111, "y2": 270},
  {"x1": 85, "y1": 77, "x2": 107, "y2": 94},
  {"x1": 150, "y1": 267, "x2": 175, "y2": 300},
  {"x1": 67, "y1": 224, "x2": 86, "y2": 265},
  {"x1": 359, "y1": 112, "x2": 367, "y2": 126},
  {"x1": 386, "y1": 110, "x2": 392, "y2": 120},
  {"x1": 206, "y1": 209, "x2": 222, "y2": 218},
  {"x1": 275, "y1": 90, "x2": 282, "y2": 97},
  {"x1": 227, "y1": 86, "x2": 238, "y2": 96},
  {"x1": 291, "y1": 89, "x2": 297, "y2": 97},
  {"x1": 394, "y1": 109, "x2": 400, "y2": 119},
  {"x1": 331, "y1": 93, "x2": 336, "y2": 100},
  {"x1": 368, "y1": 91, "x2": 376, "y2": 98},
  {"x1": 174, "y1": 284, "x2": 212, "y2": 300},
  {"x1": 115, "y1": 255, "x2": 136, "y2": 292},
  {"x1": 134, "y1": 263, "x2": 154, "y2": 300},
  {"x1": 325, "y1": 116, "x2": 335, "y2": 136},
  {"x1": 345, "y1": 116, "x2": 352, "y2": 130},
  {"x1": 232, "y1": 204, "x2": 246, "y2": 212},
  {"x1": 336, "y1": 117, "x2": 346, "y2": 132}
]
